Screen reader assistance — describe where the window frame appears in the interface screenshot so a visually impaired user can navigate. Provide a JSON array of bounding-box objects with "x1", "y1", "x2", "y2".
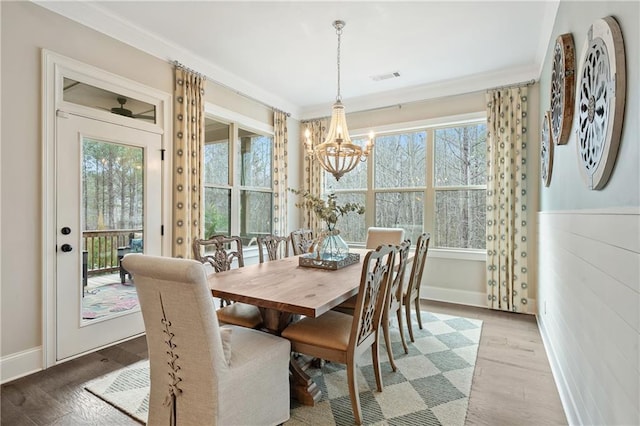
[
  {"x1": 329, "y1": 112, "x2": 487, "y2": 257},
  {"x1": 203, "y1": 104, "x2": 274, "y2": 252}
]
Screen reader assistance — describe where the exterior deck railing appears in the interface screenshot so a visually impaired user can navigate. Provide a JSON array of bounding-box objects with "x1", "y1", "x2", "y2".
[{"x1": 83, "y1": 229, "x2": 142, "y2": 276}]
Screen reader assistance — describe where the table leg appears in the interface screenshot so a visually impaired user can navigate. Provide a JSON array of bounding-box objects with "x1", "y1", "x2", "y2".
[
  {"x1": 260, "y1": 308, "x2": 321, "y2": 405},
  {"x1": 289, "y1": 354, "x2": 322, "y2": 405}
]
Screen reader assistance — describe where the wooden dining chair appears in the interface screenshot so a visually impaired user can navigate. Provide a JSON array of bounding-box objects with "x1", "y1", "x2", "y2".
[
  {"x1": 365, "y1": 227, "x2": 405, "y2": 249},
  {"x1": 121, "y1": 254, "x2": 291, "y2": 426},
  {"x1": 334, "y1": 240, "x2": 411, "y2": 372},
  {"x1": 382, "y1": 239, "x2": 411, "y2": 370},
  {"x1": 192, "y1": 234, "x2": 245, "y2": 273},
  {"x1": 289, "y1": 229, "x2": 314, "y2": 255},
  {"x1": 192, "y1": 235, "x2": 263, "y2": 329},
  {"x1": 256, "y1": 234, "x2": 289, "y2": 263},
  {"x1": 404, "y1": 232, "x2": 430, "y2": 342},
  {"x1": 281, "y1": 245, "x2": 396, "y2": 425}
]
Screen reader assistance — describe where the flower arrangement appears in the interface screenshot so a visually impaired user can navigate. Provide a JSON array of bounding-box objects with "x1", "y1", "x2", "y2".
[{"x1": 289, "y1": 189, "x2": 365, "y2": 231}]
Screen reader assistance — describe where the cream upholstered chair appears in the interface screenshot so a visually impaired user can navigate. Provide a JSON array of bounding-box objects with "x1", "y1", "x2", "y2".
[
  {"x1": 192, "y1": 235, "x2": 262, "y2": 329},
  {"x1": 289, "y1": 229, "x2": 314, "y2": 255},
  {"x1": 121, "y1": 254, "x2": 290, "y2": 426},
  {"x1": 282, "y1": 245, "x2": 396, "y2": 425},
  {"x1": 256, "y1": 234, "x2": 289, "y2": 263},
  {"x1": 365, "y1": 227, "x2": 404, "y2": 249},
  {"x1": 404, "y1": 232, "x2": 430, "y2": 342}
]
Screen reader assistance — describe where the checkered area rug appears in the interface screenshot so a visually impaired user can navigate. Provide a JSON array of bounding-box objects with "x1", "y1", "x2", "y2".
[{"x1": 85, "y1": 311, "x2": 482, "y2": 425}]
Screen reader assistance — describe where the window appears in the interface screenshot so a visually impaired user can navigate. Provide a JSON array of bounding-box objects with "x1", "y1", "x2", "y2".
[
  {"x1": 203, "y1": 117, "x2": 273, "y2": 247},
  {"x1": 326, "y1": 117, "x2": 487, "y2": 250}
]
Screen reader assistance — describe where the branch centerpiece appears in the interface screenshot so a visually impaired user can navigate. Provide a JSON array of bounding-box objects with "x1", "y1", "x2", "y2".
[{"x1": 290, "y1": 189, "x2": 364, "y2": 261}]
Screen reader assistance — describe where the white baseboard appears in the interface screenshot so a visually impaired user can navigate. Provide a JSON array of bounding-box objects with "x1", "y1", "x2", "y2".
[
  {"x1": 422, "y1": 285, "x2": 487, "y2": 308},
  {"x1": 536, "y1": 315, "x2": 582, "y2": 426},
  {"x1": 1, "y1": 346, "x2": 43, "y2": 384},
  {"x1": 423, "y1": 285, "x2": 538, "y2": 313}
]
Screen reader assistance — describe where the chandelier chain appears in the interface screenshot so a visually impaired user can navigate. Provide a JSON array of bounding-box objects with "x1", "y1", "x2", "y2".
[{"x1": 336, "y1": 24, "x2": 342, "y2": 102}]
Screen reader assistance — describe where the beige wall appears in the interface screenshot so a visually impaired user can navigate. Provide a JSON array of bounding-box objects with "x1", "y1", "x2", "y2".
[
  {"x1": 0, "y1": 2, "x2": 278, "y2": 364},
  {"x1": 341, "y1": 89, "x2": 540, "y2": 308}
]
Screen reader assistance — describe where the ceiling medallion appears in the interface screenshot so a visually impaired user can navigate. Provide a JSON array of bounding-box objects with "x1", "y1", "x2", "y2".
[
  {"x1": 541, "y1": 111, "x2": 554, "y2": 187},
  {"x1": 576, "y1": 16, "x2": 626, "y2": 190},
  {"x1": 550, "y1": 33, "x2": 575, "y2": 145}
]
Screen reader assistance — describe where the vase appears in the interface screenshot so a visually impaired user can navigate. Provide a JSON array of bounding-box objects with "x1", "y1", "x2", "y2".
[{"x1": 316, "y1": 229, "x2": 349, "y2": 261}]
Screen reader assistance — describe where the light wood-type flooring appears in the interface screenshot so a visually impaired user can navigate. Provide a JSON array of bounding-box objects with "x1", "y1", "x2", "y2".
[{"x1": 1, "y1": 301, "x2": 567, "y2": 425}]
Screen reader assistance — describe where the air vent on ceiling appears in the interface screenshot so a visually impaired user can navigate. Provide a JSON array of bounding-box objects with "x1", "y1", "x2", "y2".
[{"x1": 370, "y1": 71, "x2": 401, "y2": 82}]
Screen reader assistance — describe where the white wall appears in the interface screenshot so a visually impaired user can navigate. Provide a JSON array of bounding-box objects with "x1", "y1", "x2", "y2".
[{"x1": 536, "y1": 1, "x2": 639, "y2": 425}]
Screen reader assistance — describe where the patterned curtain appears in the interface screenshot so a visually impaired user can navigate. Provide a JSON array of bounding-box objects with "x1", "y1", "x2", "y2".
[
  {"x1": 301, "y1": 118, "x2": 327, "y2": 233},
  {"x1": 485, "y1": 87, "x2": 530, "y2": 313},
  {"x1": 172, "y1": 66, "x2": 205, "y2": 258},
  {"x1": 273, "y1": 111, "x2": 288, "y2": 238}
]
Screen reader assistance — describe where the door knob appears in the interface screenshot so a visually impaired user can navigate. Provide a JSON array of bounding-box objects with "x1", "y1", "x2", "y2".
[{"x1": 61, "y1": 244, "x2": 73, "y2": 252}]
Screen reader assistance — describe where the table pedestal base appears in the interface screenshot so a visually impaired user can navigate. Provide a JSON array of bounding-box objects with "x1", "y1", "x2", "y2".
[{"x1": 289, "y1": 354, "x2": 321, "y2": 405}]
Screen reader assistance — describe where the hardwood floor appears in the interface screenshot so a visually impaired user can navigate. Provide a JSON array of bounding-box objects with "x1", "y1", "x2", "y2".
[{"x1": 1, "y1": 301, "x2": 567, "y2": 425}]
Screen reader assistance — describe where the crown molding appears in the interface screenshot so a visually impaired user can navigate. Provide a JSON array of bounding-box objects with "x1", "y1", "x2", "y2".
[
  {"x1": 300, "y1": 65, "x2": 540, "y2": 120},
  {"x1": 33, "y1": 0, "x2": 558, "y2": 122},
  {"x1": 32, "y1": 0, "x2": 301, "y2": 118}
]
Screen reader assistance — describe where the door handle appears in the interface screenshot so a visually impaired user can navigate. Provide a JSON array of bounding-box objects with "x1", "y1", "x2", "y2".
[{"x1": 60, "y1": 244, "x2": 73, "y2": 253}]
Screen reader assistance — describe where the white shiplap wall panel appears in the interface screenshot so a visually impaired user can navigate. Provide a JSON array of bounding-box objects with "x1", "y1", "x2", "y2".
[{"x1": 538, "y1": 210, "x2": 640, "y2": 426}]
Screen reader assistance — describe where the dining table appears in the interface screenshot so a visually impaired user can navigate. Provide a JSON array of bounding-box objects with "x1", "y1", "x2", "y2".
[{"x1": 208, "y1": 249, "x2": 372, "y2": 405}]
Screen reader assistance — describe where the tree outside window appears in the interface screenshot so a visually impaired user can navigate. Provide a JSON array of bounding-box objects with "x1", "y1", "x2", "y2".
[{"x1": 321, "y1": 119, "x2": 487, "y2": 251}]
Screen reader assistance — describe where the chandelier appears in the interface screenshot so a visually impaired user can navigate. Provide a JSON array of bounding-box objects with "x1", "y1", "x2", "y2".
[{"x1": 305, "y1": 20, "x2": 374, "y2": 181}]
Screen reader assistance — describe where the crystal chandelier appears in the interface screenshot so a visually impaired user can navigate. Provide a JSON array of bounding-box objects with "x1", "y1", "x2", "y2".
[{"x1": 305, "y1": 20, "x2": 374, "y2": 181}]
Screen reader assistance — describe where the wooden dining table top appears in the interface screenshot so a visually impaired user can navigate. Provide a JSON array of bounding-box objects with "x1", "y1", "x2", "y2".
[{"x1": 207, "y1": 249, "x2": 369, "y2": 318}]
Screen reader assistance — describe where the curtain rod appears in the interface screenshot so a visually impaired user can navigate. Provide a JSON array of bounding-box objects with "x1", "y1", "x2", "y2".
[
  {"x1": 301, "y1": 78, "x2": 537, "y2": 122},
  {"x1": 173, "y1": 60, "x2": 290, "y2": 117},
  {"x1": 173, "y1": 60, "x2": 207, "y2": 80},
  {"x1": 486, "y1": 79, "x2": 536, "y2": 92}
]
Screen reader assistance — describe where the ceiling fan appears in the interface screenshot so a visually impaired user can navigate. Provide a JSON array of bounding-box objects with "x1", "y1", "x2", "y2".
[{"x1": 108, "y1": 96, "x2": 155, "y2": 121}]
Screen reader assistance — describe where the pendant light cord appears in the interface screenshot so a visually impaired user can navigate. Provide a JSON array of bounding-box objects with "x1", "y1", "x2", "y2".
[{"x1": 335, "y1": 23, "x2": 343, "y2": 102}]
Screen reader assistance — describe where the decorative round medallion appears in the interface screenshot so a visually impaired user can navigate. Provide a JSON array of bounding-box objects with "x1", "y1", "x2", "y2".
[
  {"x1": 550, "y1": 33, "x2": 575, "y2": 145},
  {"x1": 576, "y1": 16, "x2": 626, "y2": 190},
  {"x1": 541, "y1": 111, "x2": 553, "y2": 187}
]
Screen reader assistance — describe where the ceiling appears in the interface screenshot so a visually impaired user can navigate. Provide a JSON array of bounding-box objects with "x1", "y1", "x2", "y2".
[{"x1": 36, "y1": 1, "x2": 559, "y2": 119}]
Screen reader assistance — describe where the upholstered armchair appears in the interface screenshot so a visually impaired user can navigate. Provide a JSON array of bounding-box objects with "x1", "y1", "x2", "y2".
[{"x1": 121, "y1": 254, "x2": 291, "y2": 426}]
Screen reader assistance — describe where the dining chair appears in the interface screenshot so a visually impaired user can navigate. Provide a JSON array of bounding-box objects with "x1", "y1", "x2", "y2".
[
  {"x1": 192, "y1": 234, "x2": 245, "y2": 273},
  {"x1": 281, "y1": 245, "x2": 396, "y2": 425},
  {"x1": 192, "y1": 235, "x2": 263, "y2": 329},
  {"x1": 256, "y1": 234, "x2": 289, "y2": 263},
  {"x1": 121, "y1": 254, "x2": 291, "y2": 426},
  {"x1": 289, "y1": 229, "x2": 314, "y2": 255},
  {"x1": 365, "y1": 227, "x2": 405, "y2": 249},
  {"x1": 334, "y1": 240, "x2": 411, "y2": 372},
  {"x1": 404, "y1": 232, "x2": 430, "y2": 342}
]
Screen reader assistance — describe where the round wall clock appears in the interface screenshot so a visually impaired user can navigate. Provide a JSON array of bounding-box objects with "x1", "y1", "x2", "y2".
[
  {"x1": 541, "y1": 111, "x2": 553, "y2": 187},
  {"x1": 576, "y1": 16, "x2": 626, "y2": 190},
  {"x1": 550, "y1": 33, "x2": 575, "y2": 145}
]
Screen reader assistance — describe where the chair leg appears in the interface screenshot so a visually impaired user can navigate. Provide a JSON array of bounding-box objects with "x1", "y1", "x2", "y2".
[
  {"x1": 372, "y1": 335, "x2": 384, "y2": 392},
  {"x1": 346, "y1": 361, "x2": 363, "y2": 425},
  {"x1": 396, "y1": 307, "x2": 408, "y2": 354},
  {"x1": 414, "y1": 297, "x2": 423, "y2": 330},
  {"x1": 405, "y1": 300, "x2": 415, "y2": 342},
  {"x1": 382, "y1": 314, "x2": 397, "y2": 372}
]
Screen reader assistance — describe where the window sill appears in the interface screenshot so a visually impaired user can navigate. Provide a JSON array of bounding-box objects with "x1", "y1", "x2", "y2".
[
  {"x1": 347, "y1": 244, "x2": 486, "y2": 262},
  {"x1": 428, "y1": 248, "x2": 486, "y2": 261}
]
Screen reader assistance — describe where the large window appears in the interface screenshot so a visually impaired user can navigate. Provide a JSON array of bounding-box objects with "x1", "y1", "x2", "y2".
[
  {"x1": 203, "y1": 117, "x2": 273, "y2": 247},
  {"x1": 327, "y1": 118, "x2": 486, "y2": 250}
]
